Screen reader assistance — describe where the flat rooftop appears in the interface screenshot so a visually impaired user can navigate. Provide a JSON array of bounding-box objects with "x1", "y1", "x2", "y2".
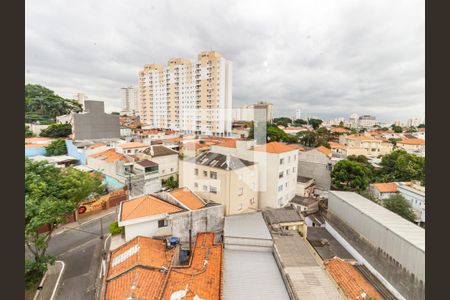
[
  {"x1": 306, "y1": 227, "x2": 355, "y2": 261},
  {"x1": 330, "y1": 191, "x2": 425, "y2": 252},
  {"x1": 223, "y1": 249, "x2": 290, "y2": 300},
  {"x1": 224, "y1": 212, "x2": 272, "y2": 240}
]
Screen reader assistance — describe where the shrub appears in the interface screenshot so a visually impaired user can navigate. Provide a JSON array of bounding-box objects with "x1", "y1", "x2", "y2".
[
  {"x1": 40, "y1": 123, "x2": 72, "y2": 138},
  {"x1": 45, "y1": 140, "x2": 67, "y2": 156},
  {"x1": 109, "y1": 221, "x2": 124, "y2": 235}
]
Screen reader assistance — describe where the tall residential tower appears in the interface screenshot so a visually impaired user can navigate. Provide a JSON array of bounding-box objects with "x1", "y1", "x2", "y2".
[
  {"x1": 121, "y1": 86, "x2": 138, "y2": 115},
  {"x1": 138, "y1": 50, "x2": 232, "y2": 136}
]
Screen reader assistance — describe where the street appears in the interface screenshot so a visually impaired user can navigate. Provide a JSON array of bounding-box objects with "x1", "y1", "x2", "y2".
[{"x1": 26, "y1": 212, "x2": 116, "y2": 300}]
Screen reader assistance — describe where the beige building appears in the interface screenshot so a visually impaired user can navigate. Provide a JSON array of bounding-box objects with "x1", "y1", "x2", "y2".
[
  {"x1": 339, "y1": 134, "x2": 393, "y2": 156},
  {"x1": 121, "y1": 86, "x2": 138, "y2": 115},
  {"x1": 138, "y1": 51, "x2": 232, "y2": 136},
  {"x1": 396, "y1": 139, "x2": 425, "y2": 156},
  {"x1": 179, "y1": 151, "x2": 258, "y2": 216},
  {"x1": 233, "y1": 101, "x2": 273, "y2": 122}
]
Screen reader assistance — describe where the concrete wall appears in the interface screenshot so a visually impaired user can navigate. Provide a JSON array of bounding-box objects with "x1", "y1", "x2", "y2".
[
  {"x1": 297, "y1": 160, "x2": 331, "y2": 191},
  {"x1": 72, "y1": 101, "x2": 120, "y2": 140},
  {"x1": 65, "y1": 140, "x2": 87, "y2": 164}
]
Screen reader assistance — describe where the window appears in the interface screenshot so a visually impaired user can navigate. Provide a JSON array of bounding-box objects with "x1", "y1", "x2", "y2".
[
  {"x1": 286, "y1": 169, "x2": 290, "y2": 175},
  {"x1": 280, "y1": 158, "x2": 284, "y2": 165},
  {"x1": 203, "y1": 170, "x2": 208, "y2": 177},
  {"x1": 278, "y1": 185, "x2": 283, "y2": 192},
  {"x1": 194, "y1": 182, "x2": 198, "y2": 188},
  {"x1": 194, "y1": 168, "x2": 198, "y2": 175},
  {"x1": 158, "y1": 219, "x2": 168, "y2": 228},
  {"x1": 250, "y1": 197, "x2": 255, "y2": 204},
  {"x1": 203, "y1": 185, "x2": 208, "y2": 191},
  {"x1": 293, "y1": 167, "x2": 296, "y2": 173},
  {"x1": 210, "y1": 171, "x2": 217, "y2": 179},
  {"x1": 170, "y1": 168, "x2": 174, "y2": 172},
  {"x1": 294, "y1": 155, "x2": 297, "y2": 161},
  {"x1": 285, "y1": 182, "x2": 288, "y2": 188},
  {"x1": 210, "y1": 186, "x2": 217, "y2": 194},
  {"x1": 239, "y1": 203, "x2": 243, "y2": 210},
  {"x1": 279, "y1": 171, "x2": 284, "y2": 179},
  {"x1": 288, "y1": 156, "x2": 291, "y2": 163},
  {"x1": 238, "y1": 187, "x2": 243, "y2": 196}
]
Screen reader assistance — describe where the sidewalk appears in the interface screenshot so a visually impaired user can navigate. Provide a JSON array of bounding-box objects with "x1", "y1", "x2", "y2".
[
  {"x1": 53, "y1": 207, "x2": 118, "y2": 236},
  {"x1": 34, "y1": 261, "x2": 64, "y2": 300}
]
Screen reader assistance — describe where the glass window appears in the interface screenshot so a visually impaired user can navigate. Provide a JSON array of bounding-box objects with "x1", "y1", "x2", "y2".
[
  {"x1": 203, "y1": 185, "x2": 207, "y2": 191},
  {"x1": 158, "y1": 219, "x2": 168, "y2": 228},
  {"x1": 279, "y1": 171, "x2": 284, "y2": 179},
  {"x1": 280, "y1": 158, "x2": 284, "y2": 165},
  {"x1": 278, "y1": 185, "x2": 283, "y2": 192},
  {"x1": 194, "y1": 182, "x2": 198, "y2": 188},
  {"x1": 194, "y1": 168, "x2": 198, "y2": 175},
  {"x1": 210, "y1": 171, "x2": 217, "y2": 179},
  {"x1": 203, "y1": 170, "x2": 208, "y2": 177},
  {"x1": 210, "y1": 186, "x2": 217, "y2": 194}
]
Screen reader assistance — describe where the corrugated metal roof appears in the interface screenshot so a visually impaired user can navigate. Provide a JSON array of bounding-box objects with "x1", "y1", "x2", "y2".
[
  {"x1": 224, "y1": 212, "x2": 272, "y2": 240},
  {"x1": 329, "y1": 191, "x2": 425, "y2": 252},
  {"x1": 222, "y1": 249, "x2": 290, "y2": 300}
]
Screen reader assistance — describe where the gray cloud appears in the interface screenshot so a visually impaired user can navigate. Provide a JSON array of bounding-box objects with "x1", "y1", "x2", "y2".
[{"x1": 25, "y1": 0, "x2": 424, "y2": 122}]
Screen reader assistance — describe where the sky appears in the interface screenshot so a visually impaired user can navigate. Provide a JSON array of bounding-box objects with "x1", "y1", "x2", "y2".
[{"x1": 25, "y1": 0, "x2": 424, "y2": 123}]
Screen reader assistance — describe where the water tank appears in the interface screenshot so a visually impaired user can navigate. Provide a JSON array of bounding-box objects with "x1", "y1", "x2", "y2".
[{"x1": 169, "y1": 236, "x2": 180, "y2": 246}]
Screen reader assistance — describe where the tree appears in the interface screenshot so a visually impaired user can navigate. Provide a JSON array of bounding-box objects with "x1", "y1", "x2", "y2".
[
  {"x1": 391, "y1": 124, "x2": 403, "y2": 133},
  {"x1": 339, "y1": 121, "x2": 344, "y2": 127},
  {"x1": 282, "y1": 134, "x2": 298, "y2": 144},
  {"x1": 25, "y1": 125, "x2": 33, "y2": 137},
  {"x1": 299, "y1": 131, "x2": 317, "y2": 147},
  {"x1": 266, "y1": 125, "x2": 286, "y2": 142},
  {"x1": 331, "y1": 160, "x2": 371, "y2": 191},
  {"x1": 111, "y1": 112, "x2": 120, "y2": 115},
  {"x1": 380, "y1": 127, "x2": 389, "y2": 131},
  {"x1": 273, "y1": 117, "x2": 292, "y2": 127},
  {"x1": 308, "y1": 118, "x2": 323, "y2": 130},
  {"x1": 383, "y1": 194, "x2": 417, "y2": 222},
  {"x1": 417, "y1": 124, "x2": 425, "y2": 128},
  {"x1": 25, "y1": 159, "x2": 104, "y2": 286},
  {"x1": 25, "y1": 84, "x2": 82, "y2": 124},
  {"x1": 293, "y1": 119, "x2": 307, "y2": 126},
  {"x1": 163, "y1": 176, "x2": 179, "y2": 189},
  {"x1": 406, "y1": 126, "x2": 417, "y2": 133},
  {"x1": 40, "y1": 123, "x2": 72, "y2": 138},
  {"x1": 45, "y1": 140, "x2": 67, "y2": 156},
  {"x1": 378, "y1": 150, "x2": 425, "y2": 184}
]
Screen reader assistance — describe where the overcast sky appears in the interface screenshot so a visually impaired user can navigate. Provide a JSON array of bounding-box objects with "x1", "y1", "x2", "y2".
[{"x1": 25, "y1": 0, "x2": 424, "y2": 122}]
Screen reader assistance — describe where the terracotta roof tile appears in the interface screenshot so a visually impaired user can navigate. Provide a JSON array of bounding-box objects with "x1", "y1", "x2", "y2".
[
  {"x1": 218, "y1": 139, "x2": 237, "y2": 148},
  {"x1": 330, "y1": 127, "x2": 349, "y2": 133},
  {"x1": 316, "y1": 145, "x2": 332, "y2": 157},
  {"x1": 325, "y1": 258, "x2": 385, "y2": 300},
  {"x1": 287, "y1": 144, "x2": 305, "y2": 151},
  {"x1": 252, "y1": 142, "x2": 298, "y2": 154},
  {"x1": 120, "y1": 195, "x2": 183, "y2": 222},
  {"x1": 169, "y1": 188, "x2": 206, "y2": 210},
  {"x1": 328, "y1": 141, "x2": 346, "y2": 149},
  {"x1": 117, "y1": 142, "x2": 149, "y2": 149},
  {"x1": 161, "y1": 233, "x2": 222, "y2": 300},
  {"x1": 397, "y1": 139, "x2": 425, "y2": 145},
  {"x1": 89, "y1": 148, "x2": 131, "y2": 163},
  {"x1": 88, "y1": 143, "x2": 105, "y2": 149},
  {"x1": 372, "y1": 183, "x2": 398, "y2": 193}
]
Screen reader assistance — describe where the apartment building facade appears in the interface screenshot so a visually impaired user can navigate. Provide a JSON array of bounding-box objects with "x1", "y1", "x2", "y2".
[
  {"x1": 138, "y1": 51, "x2": 232, "y2": 136},
  {"x1": 121, "y1": 86, "x2": 138, "y2": 115}
]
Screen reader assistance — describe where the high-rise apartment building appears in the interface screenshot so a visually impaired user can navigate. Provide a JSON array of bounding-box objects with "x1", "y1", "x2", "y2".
[
  {"x1": 138, "y1": 51, "x2": 232, "y2": 136},
  {"x1": 121, "y1": 86, "x2": 138, "y2": 115}
]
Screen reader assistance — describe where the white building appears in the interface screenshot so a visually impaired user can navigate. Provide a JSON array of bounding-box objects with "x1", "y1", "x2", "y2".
[
  {"x1": 396, "y1": 181, "x2": 425, "y2": 224},
  {"x1": 138, "y1": 51, "x2": 232, "y2": 136},
  {"x1": 73, "y1": 92, "x2": 87, "y2": 109},
  {"x1": 121, "y1": 86, "x2": 138, "y2": 115},
  {"x1": 210, "y1": 141, "x2": 299, "y2": 208},
  {"x1": 295, "y1": 108, "x2": 301, "y2": 120},
  {"x1": 232, "y1": 101, "x2": 273, "y2": 122}
]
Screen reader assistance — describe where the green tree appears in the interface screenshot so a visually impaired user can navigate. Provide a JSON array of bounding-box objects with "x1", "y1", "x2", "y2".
[
  {"x1": 109, "y1": 221, "x2": 124, "y2": 235},
  {"x1": 273, "y1": 117, "x2": 292, "y2": 127},
  {"x1": 25, "y1": 84, "x2": 82, "y2": 124},
  {"x1": 163, "y1": 176, "x2": 179, "y2": 189},
  {"x1": 40, "y1": 123, "x2": 72, "y2": 138},
  {"x1": 417, "y1": 124, "x2": 425, "y2": 128},
  {"x1": 406, "y1": 126, "x2": 417, "y2": 133},
  {"x1": 25, "y1": 125, "x2": 33, "y2": 137},
  {"x1": 331, "y1": 160, "x2": 371, "y2": 191},
  {"x1": 25, "y1": 159, "x2": 104, "y2": 286},
  {"x1": 339, "y1": 121, "x2": 344, "y2": 127},
  {"x1": 380, "y1": 127, "x2": 389, "y2": 131},
  {"x1": 45, "y1": 140, "x2": 67, "y2": 156},
  {"x1": 383, "y1": 194, "x2": 417, "y2": 222},
  {"x1": 378, "y1": 150, "x2": 425, "y2": 184},
  {"x1": 388, "y1": 138, "x2": 402, "y2": 146},
  {"x1": 308, "y1": 118, "x2": 323, "y2": 130},
  {"x1": 266, "y1": 124, "x2": 286, "y2": 142},
  {"x1": 299, "y1": 131, "x2": 317, "y2": 147},
  {"x1": 293, "y1": 119, "x2": 307, "y2": 126},
  {"x1": 282, "y1": 134, "x2": 298, "y2": 144},
  {"x1": 391, "y1": 124, "x2": 403, "y2": 133}
]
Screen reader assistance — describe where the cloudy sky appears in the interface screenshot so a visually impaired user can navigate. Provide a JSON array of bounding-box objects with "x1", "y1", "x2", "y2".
[{"x1": 25, "y1": 0, "x2": 424, "y2": 122}]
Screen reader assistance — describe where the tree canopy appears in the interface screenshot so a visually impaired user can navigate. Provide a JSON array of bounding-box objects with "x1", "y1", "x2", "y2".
[
  {"x1": 383, "y1": 194, "x2": 417, "y2": 222},
  {"x1": 417, "y1": 123, "x2": 425, "y2": 128},
  {"x1": 25, "y1": 125, "x2": 33, "y2": 138},
  {"x1": 391, "y1": 124, "x2": 403, "y2": 133},
  {"x1": 25, "y1": 84, "x2": 82, "y2": 124},
  {"x1": 25, "y1": 159, "x2": 104, "y2": 286},
  {"x1": 293, "y1": 119, "x2": 307, "y2": 126},
  {"x1": 40, "y1": 123, "x2": 72, "y2": 138},
  {"x1": 45, "y1": 140, "x2": 67, "y2": 156},
  {"x1": 308, "y1": 118, "x2": 323, "y2": 130},
  {"x1": 273, "y1": 117, "x2": 292, "y2": 127},
  {"x1": 331, "y1": 159, "x2": 372, "y2": 191},
  {"x1": 378, "y1": 150, "x2": 425, "y2": 184}
]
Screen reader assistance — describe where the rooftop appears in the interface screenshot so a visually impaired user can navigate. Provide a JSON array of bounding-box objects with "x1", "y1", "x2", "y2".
[
  {"x1": 263, "y1": 207, "x2": 304, "y2": 225},
  {"x1": 328, "y1": 141, "x2": 346, "y2": 149},
  {"x1": 141, "y1": 145, "x2": 178, "y2": 157},
  {"x1": 136, "y1": 159, "x2": 158, "y2": 168},
  {"x1": 329, "y1": 191, "x2": 425, "y2": 252},
  {"x1": 224, "y1": 212, "x2": 272, "y2": 240},
  {"x1": 329, "y1": 127, "x2": 348, "y2": 133},
  {"x1": 252, "y1": 142, "x2": 298, "y2": 154},
  {"x1": 291, "y1": 195, "x2": 319, "y2": 207},
  {"x1": 116, "y1": 142, "x2": 149, "y2": 149},
  {"x1": 306, "y1": 227, "x2": 354, "y2": 261},
  {"x1": 89, "y1": 148, "x2": 131, "y2": 163},
  {"x1": 325, "y1": 258, "x2": 385, "y2": 300},
  {"x1": 315, "y1": 145, "x2": 332, "y2": 157},
  {"x1": 371, "y1": 183, "x2": 398, "y2": 193},
  {"x1": 120, "y1": 195, "x2": 183, "y2": 222},
  {"x1": 397, "y1": 138, "x2": 425, "y2": 145},
  {"x1": 297, "y1": 176, "x2": 314, "y2": 183},
  {"x1": 188, "y1": 151, "x2": 255, "y2": 170},
  {"x1": 168, "y1": 187, "x2": 206, "y2": 210}
]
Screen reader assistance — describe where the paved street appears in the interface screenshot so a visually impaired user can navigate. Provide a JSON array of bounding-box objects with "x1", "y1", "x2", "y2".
[{"x1": 26, "y1": 212, "x2": 117, "y2": 300}]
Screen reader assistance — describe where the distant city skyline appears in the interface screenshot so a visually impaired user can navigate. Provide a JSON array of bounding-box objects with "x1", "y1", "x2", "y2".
[{"x1": 25, "y1": 0, "x2": 424, "y2": 123}]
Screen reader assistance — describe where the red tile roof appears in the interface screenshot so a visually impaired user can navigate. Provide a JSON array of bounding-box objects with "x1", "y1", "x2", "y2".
[
  {"x1": 120, "y1": 195, "x2": 183, "y2": 222},
  {"x1": 89, "y1": 148, "x2": 131, "y2": 163},
  {"x1": 117, "y1": 142, "x2": 149, "y2": 149},
  {"x1": 169, "y1": 188, "x2": 206, "y2": 210},
  {"x1": 330, "y1": 127, "x2": 348, "y2": 133},
  {"x1": 371, "y1": 183, "x2": 398, "y2": 193},
  {"x1": 316, "y1": 145, "x2": 332, "y2": 157},
  {"x1": 328, "y1": 141, "x2": 346, "y2": 149},
  {"x1": 252, "y1": 142, "x2": 298, "y2": 154},
  {"x1": 325, "y1": 258, "x2": 385, "y2": 300},
  {"x1": 397, "y1": 139, "x2": 425, "y2": 145}
]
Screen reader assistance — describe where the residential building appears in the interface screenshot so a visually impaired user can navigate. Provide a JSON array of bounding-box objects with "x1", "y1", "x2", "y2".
[
  {"x1": 103, "y1": 232, "x2": 222, "y2": 300},
  {"x1": 295, "y1": 108, "x2": 301, "y2": 120},
  {"x1": 327, "y1": 191, "x2": 425, "y2": 300},
  {"x1": 179, "y1": 151, "x2": 258, "y2": 215},
  {"x1": 396, "y1": 139, "x2": 425, "y2": 156},
  {"x1": 370, "y1": 183, "x2": 398, "y2": 200},
  {"x1": 358, "y1": 115, "x2": 377, "y2": 128},
  {"x1": 25, "y1": 137, "x2": 57, "y2": 157},
  {"x1": 232, "y1": 101, "x2": 273, "y2": 122},
  {"x1": 295, "y1": 176, "x2": 315, "y2": 197},
  {"x1": 115, "y1": 142, "x2": 149, "y2": 155},
  {"x1": 134, "y1": 145, "x2": 179, "y2": 180},
  {"x1": 56, "y1": 101, "x2": 120, "y2": 140},
  {"x1": 73, "y1": 92, "x2": 87, "y2": 109},
  {"x1": 290, "y1": 195, "x2": 319, "y2": 215},
  {"x1": 397, "y1": 181, "x2": 425, "y2": 224},
  {"x1": 211, "y1": 141, "x2": 299, "y2": 208},
  {"x1": 339, "y1": 134, "x2": 393, "y2": 156},
  {"x1": 283, "y1": 126, "x2": 307, "y2": 135},
  {"x1": 121, "y1": 86, "x2": 138, "y2": 115},
  {"x1": 297, "y1": 146, "x2": 332, "y2": 191},
  {"x1": 263, "y1": 207, "x2": 306, "y2": 237},
  {"x1": 138, "y1": 50, "x2": 232, "y2": 136},
  {"x1": 118, "y1": 191, "x2": 224, "y2": 243}
]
